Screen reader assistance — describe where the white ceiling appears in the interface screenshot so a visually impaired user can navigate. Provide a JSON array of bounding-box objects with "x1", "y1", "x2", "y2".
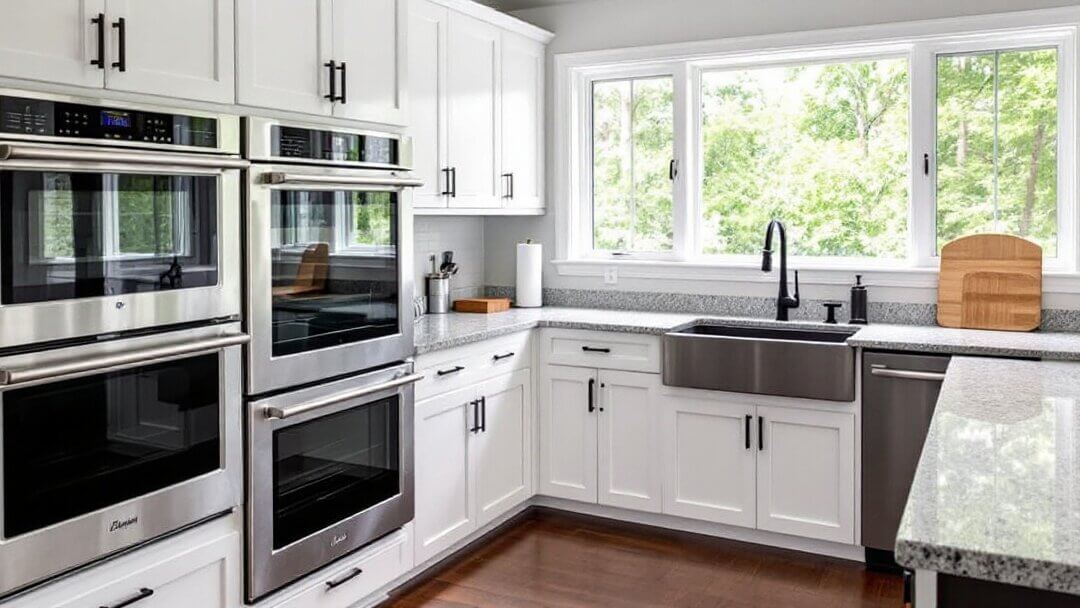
[{"x1": 478, "y1": 0, "x2": 587, "y2": 12}]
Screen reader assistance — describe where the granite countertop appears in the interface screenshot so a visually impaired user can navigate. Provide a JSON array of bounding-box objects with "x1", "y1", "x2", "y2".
[
  {"x1": 848, "y1": 324, "x2": 1080, "y2": 361},
  {"x1": 895, "y1": 357, "x2": 1080, "y2": 595}
]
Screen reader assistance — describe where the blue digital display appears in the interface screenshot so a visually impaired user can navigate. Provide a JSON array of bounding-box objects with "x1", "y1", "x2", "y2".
[{"x1": 101, "y1": 110, "x2": 130, "y2": 128}]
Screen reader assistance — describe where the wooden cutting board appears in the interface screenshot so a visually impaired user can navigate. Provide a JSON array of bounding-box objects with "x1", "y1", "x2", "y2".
[
  {"x1": 453, "y1": 298, "x2": 512, "y2": 313},
  {"x1": 937, "y1": 234, "x2": 1042, "y2": 331}
]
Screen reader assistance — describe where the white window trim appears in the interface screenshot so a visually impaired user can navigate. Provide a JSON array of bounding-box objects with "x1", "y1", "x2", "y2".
[{"x1": 553, "y1": 6, "x2": 1080, "y2": 290}]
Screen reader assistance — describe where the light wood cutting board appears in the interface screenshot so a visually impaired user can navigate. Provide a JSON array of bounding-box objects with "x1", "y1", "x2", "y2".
[
  {"x1": 453, "y1": 298, "x2": 512, "y2": 313},
  {"x1": 937, "y1": 234, "x2": 1042, "y2": 331}
]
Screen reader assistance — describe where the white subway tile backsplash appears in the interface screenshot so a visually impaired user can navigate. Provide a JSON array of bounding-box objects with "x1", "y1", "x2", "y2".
[{"x1": 414, "y1": 217, "x2": 486, "y2": 303}]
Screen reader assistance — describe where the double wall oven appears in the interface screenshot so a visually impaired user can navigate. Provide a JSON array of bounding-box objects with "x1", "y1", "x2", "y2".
[
  {"x1": 244, "y1": 119, "x2": 422, "y2": 600},
  {"x1": 0, "y1": 90, "x2": 247, "y2": 598}
]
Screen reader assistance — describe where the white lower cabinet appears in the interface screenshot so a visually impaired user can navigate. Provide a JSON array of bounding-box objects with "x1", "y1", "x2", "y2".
[
  {"x1": 539, "y1": 365, "x2": 662, "y2": 513},
  {"x1": 756, "y1": 404, "x2": 855, "y2": 544},
  {"x1": 414, "y1": 368, "x2": 532, "y2": 565}
]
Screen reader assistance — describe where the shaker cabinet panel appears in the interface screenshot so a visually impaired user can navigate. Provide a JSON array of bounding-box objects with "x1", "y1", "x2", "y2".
[
  {"x1": 408, "y1": 0, "x2": 450, "y2": 208},
  {"x1": 474, "y1": 369, "x2": 531, "y2": 527},
  {"x1": 597, "y1": 370, "x2": 662, "y2": 513},
  {"x1": 499, "y1": 32, "x2": 544, "y2": 210},
  {"x1": 331, "y1": 0, "x2": 407, "y2": 125},
  {"x1": 0, "y1": 0, "x2": 105, "y2": 88},
  {"x1": 539, "y1": 365, "x2": 598, "y2": 502}
]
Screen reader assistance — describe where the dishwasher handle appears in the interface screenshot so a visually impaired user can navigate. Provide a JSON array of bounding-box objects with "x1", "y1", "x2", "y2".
[{"x1": 870, "y1": 364, "x2": 946, "y2": 382}]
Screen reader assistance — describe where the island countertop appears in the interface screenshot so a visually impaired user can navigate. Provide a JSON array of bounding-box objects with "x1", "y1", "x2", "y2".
[{"x1": 895, "y1": 356, "x2": 1080, "y2": 595}]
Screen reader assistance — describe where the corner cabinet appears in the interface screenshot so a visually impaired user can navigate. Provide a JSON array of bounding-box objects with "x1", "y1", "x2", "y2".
[
  {"x1": 409, "y1": 0, "x2": 551, "y2": 215},
  {"x1": 0, "y1": 0, "x2": 234, "y2": 103},
  {"x1": 236, "y1": 0, "x2": 407, "y2": 125}
]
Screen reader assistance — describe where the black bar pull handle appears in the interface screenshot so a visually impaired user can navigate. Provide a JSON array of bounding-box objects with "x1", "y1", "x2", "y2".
[
  {"x1": 111, "y1": 17, "x2": 126, "y2": 72},
  {"x1": 587, "y1": 378, "x2": 595, "y2": 413},
  {"x1": 100, "y1": 588, "x2": 153, "y2": 608},
  {"x1": 502, "y1": 173, "x2": 515, "y2": 199},
  {"x1": 91, "y1": 13, "x2": 106, "y2": 69},
  {"x1": 337, "y1": 61, "x2": 347, "y2": 104},
  {"x1": 923, "y1": 153, "x2": 930, "y2": 176},
  {"x1": 598, "y1": 382, "x2": 605, "y2": 412},
  {"x1": 441, "y1": 167, "x2": 453, "y2": 196},
  {"x1": 480, "y1": 396, "x2": 487, "y2": 432},
  {"x1": 325, "y1": 567, "x2": 363, "y2": 590},
  {"x1": 469, "y1": 399, "x2": 480, "y2": 433},
  {"x1": 509, "y1": 172, "x2": 515, "y2": 199},
  {"x1": 745, "y1": 414, "x2": 752, "y2": 450},
  {"x1": 758, "y1": 415, "x2": 765, "y2": 450},
  {"x1": 582, "y1": 346, "x2": 611, "y2": 354},
  {"x1": 324, "y1": 60, "x2": 337, "y2": 101},
  {"x1": 436, "y1": 365, "x2": 465, "y2": 376},
  {"x1": 493, "y1": 352, "x2": 515, "y2": 361},
  {"x1": 450, "y1": 167, "x2": 457, "y2": 198}
]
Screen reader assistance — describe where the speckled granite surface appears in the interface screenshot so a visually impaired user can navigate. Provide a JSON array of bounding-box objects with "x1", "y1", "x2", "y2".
[
  {"x1": 848, "y1": 324, "x2": 1080, "y2": 361},
  {"x1": 896, "y1": 357, "x2": 1080, "y2": 595}
]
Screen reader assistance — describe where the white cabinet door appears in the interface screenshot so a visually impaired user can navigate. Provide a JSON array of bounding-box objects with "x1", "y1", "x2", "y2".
[
  {"x1": 236, "y1": 0, "x2": 332, "y2": 115},
  {"x1": 414, "y1": 384, "x2": 477, "y2": 564},
  {"x1": 596, "y1": 370, "x2": 662, "y2": 512},
  {"x1": 756, "y1": 405, "x2": 855, "y2": 544},
  {"x1": 446, "y1": 12, "x2": 500, "y2": 209},
  {"x1": 331, "y1": 0, "x2": 407, "y2": 125},
  {"x1": 474, "y1": 368, "x2": 531, "y2": 527},
  {"x1": 499, "y1": 32, "x2": 544, "y2": 210},
  {"x1": 407, "y1": 0, "x2": 449, "y2": 209},
  {"x1": 0, "y1": 0, "x2": 105, "y2": 88},
  {"x1": 661, "y1": 393, "x2": 756, "y2": 527},
  {"x1": 104, "y1": 0, "x2": 234, "y2": 103},
  {"x1": 539, "y1": 365, "x2": 597, "y2": 502}
]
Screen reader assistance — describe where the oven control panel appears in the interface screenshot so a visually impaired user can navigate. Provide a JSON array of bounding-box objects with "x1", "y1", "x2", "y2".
[
  {"x1": 0, "y1": 95, "x2": 218, "y2": 148},
  {"x1": 271, "y1": 125, "x2": 399, "y2": 166}
]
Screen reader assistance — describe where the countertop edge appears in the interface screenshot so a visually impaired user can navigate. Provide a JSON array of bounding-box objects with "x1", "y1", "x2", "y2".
[{"x1": 896, "y1": 538, "x2": 1080, "y2": 596}]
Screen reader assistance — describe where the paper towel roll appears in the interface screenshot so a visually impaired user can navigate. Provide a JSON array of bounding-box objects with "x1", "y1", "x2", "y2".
[{"x1": 516, "y1": 241, "x2": 543, "y2": 308}]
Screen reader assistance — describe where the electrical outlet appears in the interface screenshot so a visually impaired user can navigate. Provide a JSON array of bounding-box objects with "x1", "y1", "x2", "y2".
[{"x1": 603, "y1": 267, "x2": 618, "y2": 285}]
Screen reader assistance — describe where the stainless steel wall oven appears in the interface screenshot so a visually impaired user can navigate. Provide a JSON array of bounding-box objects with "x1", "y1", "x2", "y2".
[
  {"x1": 0, "y1": 89, "x2": 244, "y2": 349},
  {"x1": 0, "y1": 323, "x2": 246, "y2": 598}
]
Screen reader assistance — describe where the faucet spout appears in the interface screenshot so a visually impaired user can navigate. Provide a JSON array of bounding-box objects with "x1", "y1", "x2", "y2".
[{"x1": 762, "y1": 220, "x2": 800, "y2": 321}]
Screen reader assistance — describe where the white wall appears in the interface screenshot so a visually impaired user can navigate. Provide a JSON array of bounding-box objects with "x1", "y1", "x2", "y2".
[
  {"x1": 415, "y1": 216, "x2": 486, "y2": 302},
  {"x1": 483, "y1": 0, "x2": 1080, "y2": 308}
]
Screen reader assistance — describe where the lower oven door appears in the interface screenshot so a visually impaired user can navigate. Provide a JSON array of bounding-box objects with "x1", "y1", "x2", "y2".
[
  {"x1": 246, "y1": 362, "x2": 419, "y2": 601},
  {"x1": 0, "y1": 323, "x2": 246, "y2": 598}
]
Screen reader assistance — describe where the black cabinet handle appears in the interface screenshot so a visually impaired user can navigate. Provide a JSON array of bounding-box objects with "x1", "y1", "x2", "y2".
[
  {"x1": 325, "y1": 567, "x2": 363, "y2": 590},
  {"x1": 502, "y1": 173, "x2": 515, "y2": 199},
  {"x1": 582, "y1": 346, "x2": 611, "y2": 354},
  {"x1": 480, "y1": 396, "x2": 487, "y2": 432},
  {"x1": 337, "y1": 61, "x2": 348, "y2": 104},
  {"x1": 324, "y1": 60, "x2": 337, "y2": 101},
  {"x1": 745, "y1": 415, "x2": 752, "y2": 450},
  {"x1": 493, "y1": 352, "x2": 515, "y2": 361},
  {"x1": 923, "y1": 153, "x2": 930, "y2": 176},
  {"x1": 758, "y1": 415, "x2": 764, "y2": 450},
  {"x1": 441, "y1": 167, "x2": 453, "y2": 196},
  {"x1": 469, "y1": 399, "x2": 480, "y2": 433},
  {"x1": 450, "y1": 167, "x2": 457, "y2": 198},
  {"x1": 598, "y1": 382, "x2": 605, "y2": 412},
  {"x1": 100, "y1": 588, "x2": 153, "y2": 608},
  {"x1": 91, "y1": 13, "x2": 106, "y2": 69},
  {"x1": 669, "y1": 158, "x2": 678, "y2": 180},
  {"x1": 437, "y1": 365, "x2": 465, "y2": 376},
  {"x1": 111, "y1": 17, "x2": 126, "y2": 72},
  {"x1": 587, "y1": 378, "x2": 595, "y2": 413}
]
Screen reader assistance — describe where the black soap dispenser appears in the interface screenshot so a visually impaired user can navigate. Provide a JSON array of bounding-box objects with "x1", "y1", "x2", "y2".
[{"x1": 849, "y1": 275, "x2": 868, "y2": 325}]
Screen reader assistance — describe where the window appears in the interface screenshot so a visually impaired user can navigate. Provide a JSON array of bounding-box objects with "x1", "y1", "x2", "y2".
[
  {"x1": 565, "y1": 21, "x2": 1075, "y2": 273},
  {"x1": 591, "y1": 77, "x2": 674, "y2": 253}
]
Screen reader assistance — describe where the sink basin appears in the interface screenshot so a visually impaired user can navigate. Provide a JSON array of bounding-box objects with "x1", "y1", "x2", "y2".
[{"x1": 662, "y1": 322, "x2": 857, "y2": 401}]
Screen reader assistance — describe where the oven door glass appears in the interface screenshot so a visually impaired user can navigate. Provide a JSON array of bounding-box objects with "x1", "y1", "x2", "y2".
[
  {"x1": 272, "y1": 395, "x2": 400, "y2": 549},
  {"x1": 0, "y1": 170, "x2": 218, "y2": 305},
  {"x1": 2, "y1": 353, "x2": 221, "y2": 538},
  {"x1": 269, "y1": 190, "x2": 399, "y2": 357}
]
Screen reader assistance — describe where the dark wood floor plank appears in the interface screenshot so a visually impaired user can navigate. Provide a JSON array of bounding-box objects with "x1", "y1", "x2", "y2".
[{"x1": 385, "y1": 510, "x2": 904, "y2": 608}]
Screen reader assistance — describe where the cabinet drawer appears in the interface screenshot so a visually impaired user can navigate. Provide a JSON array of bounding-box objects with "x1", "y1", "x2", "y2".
[
  {"x1": 9, "y1": 514, "x2": 241, "y2": 608},
  {"x1": 416, "y1": 332, "x2": 532, "y2": 400},
  {"x1": 269, "y1": 526, "x2": 412, "y2": 608},
  {"x1": 542, "y1": 329, "x2": 661, "y2": 373}
]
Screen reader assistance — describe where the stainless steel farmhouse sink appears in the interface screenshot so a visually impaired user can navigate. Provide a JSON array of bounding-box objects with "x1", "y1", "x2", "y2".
[{"x1": 662, "y1": 322, "x2": 858, "y2": 401}]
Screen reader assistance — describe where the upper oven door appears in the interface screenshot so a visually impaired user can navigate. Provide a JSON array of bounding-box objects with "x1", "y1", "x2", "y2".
[
  {"x1": 245, "y1": 164, "x2": 419, "y2": 395},
  {"x1": 0, "y1": 143, "x2": 246, "y2": 349}
]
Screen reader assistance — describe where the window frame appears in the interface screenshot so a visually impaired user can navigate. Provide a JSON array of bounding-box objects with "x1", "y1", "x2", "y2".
[{"x1": 559, "y1": 14, "x2": 1080, "y2": 280}]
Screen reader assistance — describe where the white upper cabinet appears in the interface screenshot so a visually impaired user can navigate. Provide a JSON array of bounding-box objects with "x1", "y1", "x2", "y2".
[
  {"x1": 446, "y1": 12, "x2": 500, "y2": 209},
  {"x1": 499, "y1": 32, "x2": 544, "y2": 210},
  {"x1": 236, "y1": 0, "x2": 332, "y2": 116},
  {"x1": 331, "y1": 0, "x2": 407, "y2": 125},
  {"x1": 103, "y1": 0, "x2": 235, "y2": 103},
  {"x1": 0, "y1": 0, "x2": 106, "y2": 88},
  {"x1": 408, "y1": 0, "x2": 448, "y2": 207}
]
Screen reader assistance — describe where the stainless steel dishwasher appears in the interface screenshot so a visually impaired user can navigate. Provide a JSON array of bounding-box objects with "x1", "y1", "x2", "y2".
[{"x1": 861, "y1": 351, "x2": 950, "y2": 569}]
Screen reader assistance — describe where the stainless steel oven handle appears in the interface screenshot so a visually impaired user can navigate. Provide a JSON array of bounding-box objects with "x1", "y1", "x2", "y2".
[
  {"x1": 870, "y1": 365, "x2": 947, "y2": 382},
  {"x1": 0, "y1": 333, "x2": 250, "y2": 386},
  {"x1": 265, "y1": 172, "x2": 424, "y2": 189},
  {"x1": 0, "y1": 143, "x2": 250, "y2": 169},
  {"x1": 264, "y1": 372, "x2": 424, "y2": 420}
]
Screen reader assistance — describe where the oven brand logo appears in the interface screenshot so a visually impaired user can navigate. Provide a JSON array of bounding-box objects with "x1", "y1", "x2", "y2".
[
  {"x1": 331, "y1": 532, "x2": 348, "y2": 547},
  {"x1": 108, "y1": 516, "x2": 139, "y2": 533}
]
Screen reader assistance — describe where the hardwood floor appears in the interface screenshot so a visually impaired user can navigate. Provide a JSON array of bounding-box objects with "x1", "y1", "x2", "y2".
[{"x1": 386, "y1": 509, "x2": 904, "y2": 608}]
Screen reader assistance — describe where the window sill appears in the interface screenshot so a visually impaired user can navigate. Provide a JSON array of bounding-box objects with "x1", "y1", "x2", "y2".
[{"x1": 552, "y1": 258, "x2": 1080, "y2": 293}]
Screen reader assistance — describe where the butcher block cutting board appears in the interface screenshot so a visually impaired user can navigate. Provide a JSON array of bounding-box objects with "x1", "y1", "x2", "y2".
[
  {"x1": 453, "y1": 298, "x2": 512, "y2": 313},
  {"x1": 937, "y1": 234, "x2": 1042, "y2": 331}
]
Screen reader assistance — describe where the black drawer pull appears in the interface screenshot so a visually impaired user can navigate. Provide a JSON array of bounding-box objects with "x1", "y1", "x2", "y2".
[
  {"x1": 758, "y1": 415, "x2": 764, "y2": 450},
  {"x1": 581, "y1": 346, "x2": 611, "y2": 354},
  {"x1": 324, "y1": 60, "x2": 337, "y2": 101},
  {"x1": 493, "y1": 352, "x2": 515, "y2": 361},
  {"x1": 111, "y1": 17, "x2": 126, "y2": 72},
  {"x1": 437, "y1": 365, "x2": 465, "y2": 376},
  {"x1": 587, "y1": 378, "x2": 595, "y2": 413},
  {"x1": 91, "y1": 13, "x2": 106, "y2": 69},
  {"x1": 326, "y1": 567, "x2": 363, "y2": 590},
  {"x1": 100, "y1": 588, "x2": 153, "y2": 608},
  {"x1": 745, "y1": 415, "x2": 752, "y2": 450}
]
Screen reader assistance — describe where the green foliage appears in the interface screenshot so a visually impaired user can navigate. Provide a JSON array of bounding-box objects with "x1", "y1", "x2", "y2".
[{"x1": 351, "y1": 192, "x2": 394, "y2": 247}]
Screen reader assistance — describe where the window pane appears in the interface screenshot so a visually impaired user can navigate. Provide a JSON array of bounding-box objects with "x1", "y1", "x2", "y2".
[
  {"x1": 701, "y1": 58, "x2": 909, "y2": 258},
  {"x1": 351, "y1": 192, "x2": 393, "y2": 247},
  {"x1": 936, "y1": 48, "x2": 1058, "y2": 255},
  {"x1": 592, "y1": 77, "x2": 674, "y2": 252}
]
